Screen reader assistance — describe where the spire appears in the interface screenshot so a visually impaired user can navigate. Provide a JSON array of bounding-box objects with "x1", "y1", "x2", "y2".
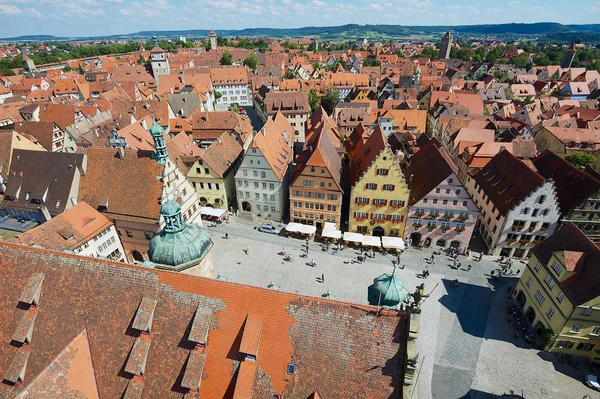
[
  {"x1": 149, "y1": 116, "x2": 168, "y2": 165},
  {"x1": 152, "y1": 33, "x2": 158, "y2": 47}
]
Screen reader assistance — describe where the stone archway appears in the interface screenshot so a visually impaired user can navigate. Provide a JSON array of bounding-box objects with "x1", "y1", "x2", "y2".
[
  {"x1": 132, "y1": 250, "x2": 144, "y2": 263},
  {"x1": 526, "y1": 306, "x2": 536, "y2": 323},
  {"x1": 450, "y1": 240, "x2": 461, "y2": 249},
  {"x1": 372, "y1": 226, "x2": 385, "y2": 237},
  {"x1": 242, "y1": 201, "x2": 251, "y2": 212},
  {"x1": 410, "y1": 232, "x2": 421, "y2": 247}
]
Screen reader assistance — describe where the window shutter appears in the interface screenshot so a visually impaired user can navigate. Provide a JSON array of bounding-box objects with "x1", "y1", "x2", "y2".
[
  {"x1": 387, "y1": 214, "x2": 392, "y2": 221},
  {"x1": 400, "y1": 215, "x2": 404, "y2": 222},
  {"x1": 365, "y1": 183, "x2": 369, "y2": 189},
  {"x1": 353, "y1": 212, "x2": 356, "y2": 218},
  {"x1": 374, "y1": 184, "x2": 377, "y2": 189},
  {"x1": 355, "y1": 197, "x2": 358, "y2": 204},
  {"x1": 391, "y1": 185, "x2": 395, "y2": 190},
  {"x1": 376, "y1": 169, "x2": 380, "y2": 175},
  {"x1": 384, "y1": 199, "x2": 388, "y2": 205}
]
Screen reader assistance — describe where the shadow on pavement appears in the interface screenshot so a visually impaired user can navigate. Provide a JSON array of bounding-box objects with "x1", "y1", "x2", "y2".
[
  {"x1": 438, "y1": 277, "x2": 537, "y2": 349},
  {"x1": 459, "y1": 389, "x2": 526, "y2": 399},
  {"x1": 537, "y1": 351, "x2": 595, "y2": 384}
]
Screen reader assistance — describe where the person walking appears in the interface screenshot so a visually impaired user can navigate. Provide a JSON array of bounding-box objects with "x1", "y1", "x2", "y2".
[
  {"x1": 467, "y1": 264, "x2": 472, "y2": 271},
  {"x1": 321, "y1": 273, "x2": 325, "y2": 283},
  {"x1": 431, "y1": 254, "x2": 435, "y2": 264}
]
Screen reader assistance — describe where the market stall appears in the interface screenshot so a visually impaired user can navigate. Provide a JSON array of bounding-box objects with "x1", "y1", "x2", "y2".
[
  {"x1": 363, "y1": 236, "x2": 382, "y2": 247},
  {"x1": 382, "y1": 236, "x2": 406, "y2": 250}
]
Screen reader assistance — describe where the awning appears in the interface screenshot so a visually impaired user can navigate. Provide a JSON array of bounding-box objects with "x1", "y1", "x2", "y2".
[
  {"x1": 322, "y1": 229, "x2": 342, "y2": 239},
  {"x1": 285, "y1": 222, "x2": 302, "y2": 233},
  {"x1": 199, "y1": 207, "x2": 226, "y2": 218},
  {"x1": 323, "y1": 222, "x2": 336, "y2": 231},
  {"x1": 300, "y1": 225, "x2": 317, "y2": 235},
  {"x1": 363, "y1": 236, "x2": 381, "y2": 247},
  {"x1": 382, "y1": 236, "x2": 406, "y2": 250},
  {"x1": 343, "y1": 232, "x2": 364, "y2": 243}
]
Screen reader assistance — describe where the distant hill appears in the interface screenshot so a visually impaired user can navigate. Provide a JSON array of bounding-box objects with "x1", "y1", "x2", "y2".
[{"x1": 3, "y1": 22, "x2": 600, "y2": 42}]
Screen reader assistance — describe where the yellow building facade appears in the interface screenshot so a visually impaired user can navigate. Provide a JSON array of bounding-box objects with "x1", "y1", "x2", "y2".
[
  {"x1": 348, "y1": 129, "x2": 409, "y2": 237},
  {"x1": 514, "y1": 224, "x2": 600, "y2": 361}
]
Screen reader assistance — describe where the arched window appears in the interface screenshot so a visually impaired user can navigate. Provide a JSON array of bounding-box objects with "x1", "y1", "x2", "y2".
[
  {"x1": 542, "y1": 209, "x2": 550, "y2": 216},
  {"x1": 522, "y1": 207, "x2": 530, "y2": 215}
]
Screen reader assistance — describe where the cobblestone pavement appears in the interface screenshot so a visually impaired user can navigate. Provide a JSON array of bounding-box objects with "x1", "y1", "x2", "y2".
[{"x1": 208, "y1": 218, "x2": 598, "y2": 399}]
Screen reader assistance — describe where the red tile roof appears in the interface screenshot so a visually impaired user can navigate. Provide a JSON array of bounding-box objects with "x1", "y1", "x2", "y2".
[
  {"x1": 473, "y1": 149, "x2": 545, "y2": 216},
  {"x1": 532, "y1": 223, "x2": 600, "y2": 306},
  {"x1": 0, "y1": 242, "x2": 406, "y2": 398}
]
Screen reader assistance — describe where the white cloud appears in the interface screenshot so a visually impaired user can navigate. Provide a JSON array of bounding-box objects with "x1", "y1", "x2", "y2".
[
  {"x1": 368, "y1": 3, "x2": 382, "y2": 10},
  {"x1": 25, "y1": 7, "x2": 43, "y2": 17},
  {"x1": 310, "y1": 0, "x2": 325, "y2": 6},
  {"x1": 0, "y1": 4, "x2": 21, "y2": 14},
  {"x1": 282, "y1": 0, "x2": 291, "y2": 3}
]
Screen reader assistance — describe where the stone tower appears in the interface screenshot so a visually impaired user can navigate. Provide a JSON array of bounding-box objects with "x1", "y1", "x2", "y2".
[
  {"x1": 560, "y1": 42, "x2": 577, "y2": 69},
  {"x1": 22, "y1": 55, "x2": 36, "y2": 72},
  {"x1": 150, "y1": 35, "x2": 170, "y2": 81},
  {"x1": 209, "y1": 29, "x2": 218, "y2": 51},
  {"x1": 312, "y1": 36, "x2": 319, "y2": 52},
  {"x1": 437, "y1": 31, "x2": 452, "y2": 60}
]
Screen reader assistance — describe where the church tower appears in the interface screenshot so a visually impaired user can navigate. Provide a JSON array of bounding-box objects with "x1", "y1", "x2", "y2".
[
  {"x1": 150, "y1": 35, "x2": 170, "y2": 81},
  {"x1": 438, "y1": 31, "x2": 452, "y2": 60},
  {"x1": 560, "y1": 42, "x2": 577, "y2": 69},
  {"x1": 209, "y1": 29, "x2": 218, "y2": 51}
]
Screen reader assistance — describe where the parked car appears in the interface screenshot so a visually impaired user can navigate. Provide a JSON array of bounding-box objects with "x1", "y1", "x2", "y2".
[
  {"x1": 258, "y1": 224, "x2": 281, "y2": 235},
  {"x1": 585, "y1": 374, "x2": 600, "y2": 391}
]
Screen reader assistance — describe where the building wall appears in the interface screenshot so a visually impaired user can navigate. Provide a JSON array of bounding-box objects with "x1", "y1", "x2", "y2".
[
  {"x1": 234, "y1": 147, "x2": 290, "y2": 222},
  {"x1": 563, "y1": 189, "x2": 600, "y2": 242},
  {"x1": 515, "y1": 252, "x2": 600, "y2": 360},
  {"x1": 161, "y1": 158, "x2": 202, "y2": 227},
  {"x1": 405, "y1": 172, "x2": 479, "y2": 250},
  {"x1": 75, "y1": 224, "x2": 126, "y2": 263},
  {"x1": 114, "y1": 218, "x2": 159, "y2": 263},
  {"x1": 289, "y1": 166, "x2": 343, "y2": 229},
  {"x1": 474, "y1": 180, "x2": 561, "y2": 258},
  {"x1": 349, "y1": 147, "x2": 409, "y2": 237},
  {"x1": 187, "y1": 159, "x2": 236, "y2": 211},
  {"x1": 214, "y1": 84, "x2": 252, "y2": 109}
]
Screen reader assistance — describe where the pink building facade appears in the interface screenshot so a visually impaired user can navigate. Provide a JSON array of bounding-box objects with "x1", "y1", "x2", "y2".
[{"x1": 405, "y1": 171, "x2": 479, "y2": 251}]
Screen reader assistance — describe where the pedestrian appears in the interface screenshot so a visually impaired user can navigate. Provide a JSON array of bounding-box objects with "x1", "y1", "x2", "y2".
[
  {"x1": 431, "y1": 254, "x2": 435, "y2": 264},
  {"x1": 225, "y1": 233, "x2": 228, "y2": 239},
  {"x1": 491, "y1": 270, "x2": 495, "y2": 277},
  {"x1": 453, "y1": 258, "x2": 457, "y2": 268},
  {"x1": 245, "y1": 245, "x2": 249, "y2": 254},
  {"x1": 397, "y1": 255, "x2": 401, "y2": 263},
  {"x1": 321, "y1": 273, "x2": 325, "y2": 283},
  {"x1": 311, "y1": 259, "x2": 315, "y2": 267},
  {"x1": 457, "y1": 262, "x2": 461, "y2": 269},
  {"x1": 467, "y1": 264, "x2": 472, "y2": 271},
  {"x1": 516, "y1": 269, "x2": 520, "y2": 275}
]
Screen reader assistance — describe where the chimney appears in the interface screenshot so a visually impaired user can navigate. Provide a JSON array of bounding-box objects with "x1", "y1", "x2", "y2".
[
  {"x1": 218, "y1": 135, "x2": 222, "y2": 144},
  {"x1": 499, "y1": 146, "x2": 506, "y2": 153},
  {"x1": 180, "y1": 71, "x2": 185, "y2": 85},
  {"x1": 118, "y1": 147, "x2": 125, "y2": 160},
  {"x1": 141, "y1": 119, "x2": 147, "y2": 130},
  {"x1": 205, "y1": 109, "x2": 209, "y2": 121}
]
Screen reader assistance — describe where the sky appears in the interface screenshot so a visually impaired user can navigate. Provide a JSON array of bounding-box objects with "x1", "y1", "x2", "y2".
[{"x1": 0, "y1": 0, "x2": 598, "y2": 38}]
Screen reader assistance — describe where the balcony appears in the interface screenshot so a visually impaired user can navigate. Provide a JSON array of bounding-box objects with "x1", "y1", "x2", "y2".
[
  {"x1": 415, "y1": 211, "x2": 425, "y2": 217},
  {"x1": 458, "y1": 215, "x2": 469, "y2": 221},
  {"x1": 442, "y1": 214, "x2": 454, "y2": 220},
  {"x1": 511, "y1": 226, "x2": 524, "y2": 232},
  {"x1": 519, "y1": 239, "x2": 531, "y2": 246},
  {"x1": 506, "y1": 238, "x2": 517, "y2": 243},
  {"x1": 528, "y1": 227, "x2": 536, "y2": 232},
  {"x1": 428, "y1": 213, "x2": 440, "y2": 219},
  {"x1": 412, "y1": 223, "x2": 422, "y2": 228},
  {"x1": 455, "y1": 227, "x2": 465, "y2": 232}
]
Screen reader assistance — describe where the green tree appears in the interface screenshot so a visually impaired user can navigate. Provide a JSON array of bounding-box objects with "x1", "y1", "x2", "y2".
[
  {"x1": 62, "y1": 65, "x2": 72, "y2": 72},
  {"x1": 283, "y1": 70, "x2": 295, "y2": 79},
  {"x1": 362, "y1": 59, "x2": 381, "y2": 67},
  {"x1": 565, "y1": 152, "x2": 597, "y2": 169},
  {"x1": 419, "y1": 46, "x2": 438, "y2": 59},
  {"x1": 183, "y1": 41, "x2": 194, "y2": 49},
  {"x1": 533, "y1": 53, "x2": 550, "y2": 66},
  {"x1": 244, "y1": 53, "x2": 259, "y2": 70},
  {"x1": 138, "y1": 54, "x2": 146, "y2": 65},
  {"x1": 307, "y1": 88, "x2": 320, "y2": 113},
  {"x1": 320, "y1": 88, "x2": 339, "y2": 115},
  {"x1": 220, "y1": 51, "x2": 233, "y2": 66}
]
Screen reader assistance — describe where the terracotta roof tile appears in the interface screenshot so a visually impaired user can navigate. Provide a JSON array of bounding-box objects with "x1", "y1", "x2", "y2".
[
  {"x1": 78, "y1": 148, "x2": 164, "y2": 222},
  {"x1": 239, "y1": 314, "x2": 264, "y2": 357},
  {"x1": 251, "y1": 112, "x2": 293, "y2": 182},
  {"x1": 532, "y1": 223, "x2": 600, "y2": 305},
  {"x1": 181, "y1": 349, "x2": 207, "y2": 390},
  {"x1": 233, "y1": 360, "x2": 258, "y2": 399},
  {"x1": 200, "y1": 132, "x2": 243, "y2": 178},
  {"x1": 0, "y1": 242, "x2": 405, "y2": 398},
  {"x1": 11, "y1": 202, "x2": 112, "y2": 251},
  {"x1": 473, "y1": 149, "x2": 545, "y2": 216},
  {"x1": 405, "y1": 139, "x2": 456, "y2": 206}
]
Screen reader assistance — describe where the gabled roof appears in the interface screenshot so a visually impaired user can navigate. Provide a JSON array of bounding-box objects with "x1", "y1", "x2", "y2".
[
  {"x1": 0, "y1": 242, "x2": 406, "y2": 398},
  {"x1": 473, "y1": 149, "x2": 545, "y2": 216},
  {"x1": 404, "y1": 138, "x2": 457, "y2": 206},
  {"x1": 250, "y1": 112, "x2": 293, "y2": 182},
  {"x1": 532, "y1": 149, "x2": 600, "y2": 215},
  {"x1": 11, "y1": 202, "x2": 112, "y2": 251},
  {"x1": 14, "y1": 122, "x2": 56, "y2": 152},
  {"x1": 532, "y1": 223, "x2": 600, "y2": 306},
  {"x1": 38, "y1": 103, "x2": 75, "y2": 131},
  {"x1": 78, "y1": 148, "x2": 164, "y2": 222},
  {"x1": 200, "y1": 132, "x2": 243, "y2": 178},
  {"x1": 1, "y1": 149, "x2": 85, "y2": 215},
  {"x1": 349, "y1": 125, "x2": 388, "y2": 186}
]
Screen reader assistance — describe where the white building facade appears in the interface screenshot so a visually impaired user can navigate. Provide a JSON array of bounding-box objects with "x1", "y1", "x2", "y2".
[{"x1": 74, "y1": 224, "x2": 127, "y2": 263}]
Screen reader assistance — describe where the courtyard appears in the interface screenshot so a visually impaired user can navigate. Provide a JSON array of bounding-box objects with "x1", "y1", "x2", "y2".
[{"x1": 208, "y1": 217, "x2": 598, "y2": 399}]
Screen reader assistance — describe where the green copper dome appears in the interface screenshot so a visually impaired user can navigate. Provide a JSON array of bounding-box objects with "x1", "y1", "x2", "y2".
[
  {"x1": 149, "y1": 119, "x2": 164, "y2": 136},
  {"x1": 371, "y1": 271, "x2": 409, "y2": 309},
  {"x1": 149, "y1": 200, "x2": 213, "y2": 267}
]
